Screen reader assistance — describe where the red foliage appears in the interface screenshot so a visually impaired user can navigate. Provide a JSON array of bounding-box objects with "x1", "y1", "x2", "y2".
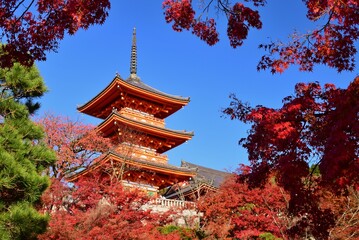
[
  {"x1": 257, "y1": 0, "x2": 359, "y2": 73},
  {"x1": 198, "y1": 168, "x2": 358, "y2": 239},
  {"x1": 37, "y1": 113, "x2": 198, "y2": 239},
  {"x1": 192, "y1": 18, "x2": 219, "y2": 46},
  {"x1": 223, "y1": 78, "x2": 359, "y2": 238},
  {"x1": 163, "y1": 0, "x2": 219, "y2": 46},
  {"x1": 36, "y1": 113, "x2": 113, "y2": 179},
  {"x1": 39, "y1": 172, "x2": 174, "y2": 240},
  {"x1": 3, "y1": 0, "x2": 356, "y2": 73},
  {"x1": 163, "y1": 0, "x2": 359, "y2": 73},
  {"x1": 198, "y1": 173, "x2": 288, "y2": 239},
  {"x1": 227, "y1": 3, "x2": 262, "y2": 48},
  {"x1": 0, "y1": 0, "x2": 110, "y2": 68},
  {"x1": 316, "y1": 79, "x2": 359, "y2": 189},
  {"x1": 163, "y1": 0, "x2": 195, "y2": 32}
]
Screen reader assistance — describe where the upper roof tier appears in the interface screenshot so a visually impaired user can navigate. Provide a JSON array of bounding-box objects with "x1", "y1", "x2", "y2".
[
  {"x1": 77, "y1": 75, "x2": 190, "y2": 119},
  {"x1": 78, "y1": 28, "x2": 190, "y2": 119}
]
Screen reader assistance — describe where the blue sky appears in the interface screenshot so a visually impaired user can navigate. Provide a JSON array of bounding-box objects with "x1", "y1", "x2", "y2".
[{"x1": 36, "y1": 1, "x2": 357, "y2": 172}]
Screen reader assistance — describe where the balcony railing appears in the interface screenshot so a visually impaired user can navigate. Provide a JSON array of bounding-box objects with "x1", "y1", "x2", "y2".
[{"x1": 153, "y1": 198, "x2": 195, "y2": 208}]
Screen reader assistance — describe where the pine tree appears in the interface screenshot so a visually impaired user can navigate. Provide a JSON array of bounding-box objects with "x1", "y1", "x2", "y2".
[{"x1": 0, "y1": 62, "x2": 55, "y2": 239}]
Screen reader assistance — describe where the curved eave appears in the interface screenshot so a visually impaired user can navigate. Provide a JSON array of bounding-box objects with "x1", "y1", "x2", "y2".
[
  {"x1": 98, "y1": 111, "x2": 193, "y2": 153},
  {"x1": 77, "y1": 76, "x2": 190, "y2": 119},
  {"x1": 122, "y1": 77, "x2": 190, "y2": 104},
  {"x1": 67, "y1": 151, "x2": 196, "y2": 182}
]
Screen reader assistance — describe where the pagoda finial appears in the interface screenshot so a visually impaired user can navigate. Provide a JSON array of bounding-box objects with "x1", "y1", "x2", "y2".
[{"x1": 129, "y1": 27, "x2": 138, "y2": 80}]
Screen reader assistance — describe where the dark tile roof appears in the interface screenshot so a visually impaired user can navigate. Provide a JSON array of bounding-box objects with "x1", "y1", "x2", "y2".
[
  {"x1": 181, "y1": 161, "x2": 231, "y2": 188},
  {"x1": 126, "y1": 76, "x2": 190, "y2": 102},
  {"x1": 164, "y1": 161, "x2": 231, "y2": 199}
]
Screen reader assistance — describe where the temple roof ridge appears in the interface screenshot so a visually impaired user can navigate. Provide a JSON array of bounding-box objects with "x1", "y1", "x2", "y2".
[
  {"x1": 123, "y1": 75, "x2": 190, "y2": 102},
  {"x1": 181, "y1": 160, "x2": 230, "y2": 188},
  {"x1": 181, "y1": 160, "x2": 229, "y2": 174}
]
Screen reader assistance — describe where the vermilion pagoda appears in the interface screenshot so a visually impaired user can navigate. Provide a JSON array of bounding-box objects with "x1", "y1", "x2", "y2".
[{"x1": 67, "y1": 29, "x2": 196, "y2": 196}]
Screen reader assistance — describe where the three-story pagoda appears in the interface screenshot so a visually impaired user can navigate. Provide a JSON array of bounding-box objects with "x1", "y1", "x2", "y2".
[{"x1": 68, "y1": 29, "x2": 195, "y2": 196}]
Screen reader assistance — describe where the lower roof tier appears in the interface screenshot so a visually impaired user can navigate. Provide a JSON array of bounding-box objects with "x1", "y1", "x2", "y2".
[
  {"x1": 98, "y1": 111, "x2": 193, "y2": 153},
  {"x1": 66, "y1": 151, "x2": 196, "y2": 189}
]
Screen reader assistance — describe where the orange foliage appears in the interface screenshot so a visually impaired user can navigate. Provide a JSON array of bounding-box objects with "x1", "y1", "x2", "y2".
[
  {"x1": 198, "y1": 173, "x2": 289, "y2": 239},
  {"x1": 36, "y1": 113, "x2": 113, "y2": 180}
]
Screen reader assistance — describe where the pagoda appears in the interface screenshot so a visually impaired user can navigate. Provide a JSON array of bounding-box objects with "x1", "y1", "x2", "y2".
[{"x1": 67, "y1": 29, "x2": 195, "y2": 196}]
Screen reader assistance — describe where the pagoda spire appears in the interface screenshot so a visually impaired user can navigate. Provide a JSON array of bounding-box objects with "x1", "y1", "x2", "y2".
[{"x1": 129, "y1": 27, "x2": 140, "y2": 81}]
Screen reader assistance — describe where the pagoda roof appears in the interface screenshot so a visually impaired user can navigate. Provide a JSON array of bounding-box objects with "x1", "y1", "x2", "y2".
[
  {"x1": 165, "y1": 182, "x2": 217, "y2": 200},
  {"x1": 77, "y1": 76, "x2": 190, "y2": 119},
  {"x1": 66, "y1": 151, "x2": 196, "y2": 187},
  {"x1": 97, "y1": 111, "x2": 193, "y2": 153},
  {"x1": 181, "y1": 161, "x2": 230, "y2": 188},
  {"x1": 126, "y1": 76, "x2": 189, "y2": 102},
  {"x1": 164, "y1": 161, "x2": 232, "y2": 199}
]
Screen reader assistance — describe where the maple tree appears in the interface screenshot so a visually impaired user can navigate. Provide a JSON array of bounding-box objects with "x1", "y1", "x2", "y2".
[
  {"x1": 222, "y1": 78, "x2": 359, "y2": 238},
  {"x1": 0, "y1": 62, "x2": 55, "y2": 239},
  {"x1": 163, "y1": 0, "x2": 359, "y2": 73},
  {"x1": 36, "y1": 113, "x2": 113, "y2": 180},
  {"x1": 197, "y1": 171, "x2": 289, "y2": 239},
  {"x1": 198, "y1": 167, "x2": 359, "y2": 239},
  {"x1": 37, "y1": 114, "x2": 199, "y2": 239},
  {"x1": 39, "y1": 170, "x2": 195, "y2": 240},
  {"x1": 2, "y1": 1, "x2": 357, "y2": 73},
  {"x1": 198, "y1": 175, "x2": 286, "y2": 239},
  {"x1": 0, "y1": 0, "x2": 110, "y2": 68}
]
